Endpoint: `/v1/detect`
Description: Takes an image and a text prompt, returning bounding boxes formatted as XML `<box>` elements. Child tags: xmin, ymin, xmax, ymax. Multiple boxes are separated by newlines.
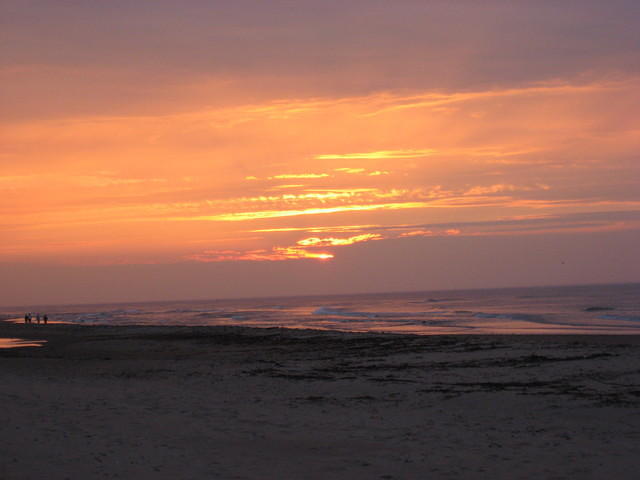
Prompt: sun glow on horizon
<box><xmin>186</xmin><ymin>246</ymin><xmax>335</xmax><ymax>262</ymax></box>
<box><xmin>1</xmin><ymin>67</ymin><xmax>638</xmax><ymax>265</ymax></box>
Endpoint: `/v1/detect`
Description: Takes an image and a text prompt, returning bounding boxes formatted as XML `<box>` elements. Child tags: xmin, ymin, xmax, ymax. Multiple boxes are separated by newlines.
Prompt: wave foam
<box><xmin>312</xmin><ymin>306</ymin><xmax>459</xmax><ymax>320</ymax></box>
<box><xmin>313</xmin><ymin>307</ymin><xmax>378</xmax><ymax>318</ymax></box>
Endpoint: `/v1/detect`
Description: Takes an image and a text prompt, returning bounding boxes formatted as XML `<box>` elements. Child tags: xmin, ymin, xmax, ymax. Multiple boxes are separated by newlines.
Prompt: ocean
<box><xmin>4</xmin><ymin>283</ymin><xmax>640</xmax><ymax>335</ymax></box>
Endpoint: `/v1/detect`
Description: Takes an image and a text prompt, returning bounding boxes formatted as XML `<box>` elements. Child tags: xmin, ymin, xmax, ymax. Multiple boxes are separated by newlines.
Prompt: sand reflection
<box><xmin>0</xmin><ymin>338</ymin><xmax>46</xmax><ymax>348</ymax></box>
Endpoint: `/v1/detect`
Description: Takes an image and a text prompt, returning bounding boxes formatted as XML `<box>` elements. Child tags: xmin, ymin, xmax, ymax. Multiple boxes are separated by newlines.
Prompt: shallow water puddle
<box><xmin>0</xmin><ymin>338</ymin><xmax>46</xmax><ymax>348</ymax></box>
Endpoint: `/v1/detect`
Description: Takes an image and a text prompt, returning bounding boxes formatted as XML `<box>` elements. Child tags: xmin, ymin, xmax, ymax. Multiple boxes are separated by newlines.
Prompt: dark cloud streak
<box><xmin>2</xmin><ymin>1</ymin><xmax>639</xmax><ymax>118</ymax></box>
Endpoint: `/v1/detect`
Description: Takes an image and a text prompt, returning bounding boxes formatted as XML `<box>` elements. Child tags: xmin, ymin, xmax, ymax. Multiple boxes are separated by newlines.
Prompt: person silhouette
<box><xmin>43</xmin><ymin>314</ymin><xmax>48</xmax><ymax>325</ymax></box>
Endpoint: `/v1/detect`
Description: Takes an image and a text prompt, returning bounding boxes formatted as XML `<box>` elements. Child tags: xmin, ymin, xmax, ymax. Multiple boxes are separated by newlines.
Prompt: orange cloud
<box><xmin>270</xmin><ymin>173</ymin><xmax>330</xmax><ymax>179</ymax></box>
<box><xmin>364</xmin><ymin>81</ymin><xmax>615</xmax><ymax>117</ymax></box>
<box><xmin>399</xmin><ymin>230</ymin><xmax>434</xmax><ymax>237</ymax></box>
<box><xmin>186</xmin><ymin>226</ymin><xmax>466</xmax><ymax>264</ymax></box>
<box><xmin>173</xmin><ymin>201</ymin><xmax>431</xmax><ymax>222</ymax></box>
<box><xmin>268</xmin><ymin>184</ymin><xmax>305</xmax><ymax>190</ymax></box>
<box><xmin>251</xmin><ymin>224</ymin><xmax>380</xmax><ymax>234</ymax></box>
<box><xmin>398</xmin><ymin>228</ymin><xmax>460</xmax><ymax>238</ymax></box>
<box><xmin>316</xmin><ymin>149</ymin><xmax>436</xmax><ymax>160</ymax></box>
<box><xmin>296</xmin><ymin>233</ymin><xmax>382</xmax><ymax>247</ymax></box>
<box><xmin>2</xmin><ymin>75</ymin><xmax>638</xmax><ymax>265</ymax></box>
<box><xmin>464</xmin><ymin>184</ymin><xmax>549</xmax><ymax>196</ymax></box>
<box><xmin>186</xmin><ymin>247</ymin><xmax>333</xmax><ymax>262</ymax></box>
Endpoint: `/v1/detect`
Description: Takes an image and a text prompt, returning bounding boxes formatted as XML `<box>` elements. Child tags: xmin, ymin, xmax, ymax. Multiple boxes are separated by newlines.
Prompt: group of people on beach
<box><xmin>24</xmin><ymin>313</ymin><xmax>48</xmax><ymax>325</ymax></box>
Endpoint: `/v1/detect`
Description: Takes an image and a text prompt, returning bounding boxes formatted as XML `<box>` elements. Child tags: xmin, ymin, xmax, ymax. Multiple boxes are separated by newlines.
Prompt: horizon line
<box><xmin>2</xmin><ymin>280</ymin><xmax>638</xmax><ymax>310</ymax></box>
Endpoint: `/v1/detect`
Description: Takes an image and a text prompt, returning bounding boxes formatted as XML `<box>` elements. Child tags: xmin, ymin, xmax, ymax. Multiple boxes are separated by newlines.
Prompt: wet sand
<box><xmin>0</xmin><ymin>338</ymin><xmax>47</xmax><ymax>348</ymax></box>
<box><xmin>1</xmin><ymin>321</ymin><xmax>640</xmax><ymax>479</ymax></box>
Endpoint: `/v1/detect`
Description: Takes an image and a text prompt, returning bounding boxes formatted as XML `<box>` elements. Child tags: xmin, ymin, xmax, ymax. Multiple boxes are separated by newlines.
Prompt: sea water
<box><xmin>3</xmin><ymin>283</ymin><xmax>639</xmax><ymax>335</ymax></box>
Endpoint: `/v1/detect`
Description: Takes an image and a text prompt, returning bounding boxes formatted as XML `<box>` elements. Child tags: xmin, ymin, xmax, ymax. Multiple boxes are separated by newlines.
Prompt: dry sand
<box><xmin>1</xmin><ymin>321</ymin><xmax>640</xmax><ymax>479</ymax></box>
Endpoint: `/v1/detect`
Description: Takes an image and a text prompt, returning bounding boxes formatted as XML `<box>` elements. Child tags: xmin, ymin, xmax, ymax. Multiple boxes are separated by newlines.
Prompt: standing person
<box><xmin>24</xmin><ymin>313</ymin><xmax>29</xmax><ymax>324</ymax></box>
<box><xmin>43</xmin><ymin>314</ymin><xmax>48</xmax><ymax>325</ymax></box>
<box><xmin>36</xmin><ymin>313</ymin><xmax>40</xmax><ymax>324</ymax></box>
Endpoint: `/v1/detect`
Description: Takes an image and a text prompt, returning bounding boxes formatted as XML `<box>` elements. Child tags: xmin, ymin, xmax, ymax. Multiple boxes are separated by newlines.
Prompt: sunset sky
<box><xmin>1</xmin><ymin>0</ymin><xmax>639</xmax><ymax>305</ymax></box>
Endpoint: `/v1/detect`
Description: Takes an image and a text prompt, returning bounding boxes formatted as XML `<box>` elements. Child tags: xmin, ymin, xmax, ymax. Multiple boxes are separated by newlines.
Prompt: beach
<box><xmin>1</xmin><ymin>322</ymin><xmax>640</xmax><ymax>479</ymax></box>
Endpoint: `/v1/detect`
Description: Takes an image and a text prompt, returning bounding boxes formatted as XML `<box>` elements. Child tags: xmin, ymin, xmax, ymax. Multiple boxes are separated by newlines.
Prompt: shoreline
<box><xmin>0</xmin><ymin>318</ymin><xmax>640</xmax><ymax>345</ymax></box>
<box><xmin>2</xmin><ymin>321</ymin><xmax>640</xmax><ymax>479</ymax></box>
<box><xmin>4</xmin><ymin>319</ymin><xmax>640</xmax><ymax>348</ymax></box>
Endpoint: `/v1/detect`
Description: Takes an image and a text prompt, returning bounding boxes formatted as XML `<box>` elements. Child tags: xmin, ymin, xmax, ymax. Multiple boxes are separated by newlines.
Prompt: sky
<box><xmin>1</xmin><ymin>0</ymin><xmax>639</xmax><ymax>306</ymax></box>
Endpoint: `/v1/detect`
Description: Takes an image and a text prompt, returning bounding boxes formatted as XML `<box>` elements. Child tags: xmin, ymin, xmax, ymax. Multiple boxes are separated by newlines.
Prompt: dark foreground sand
<box><xmin>1</xmin><ymin>321</ymin><xmax>640</xmax><ymax>480</ymax></box>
